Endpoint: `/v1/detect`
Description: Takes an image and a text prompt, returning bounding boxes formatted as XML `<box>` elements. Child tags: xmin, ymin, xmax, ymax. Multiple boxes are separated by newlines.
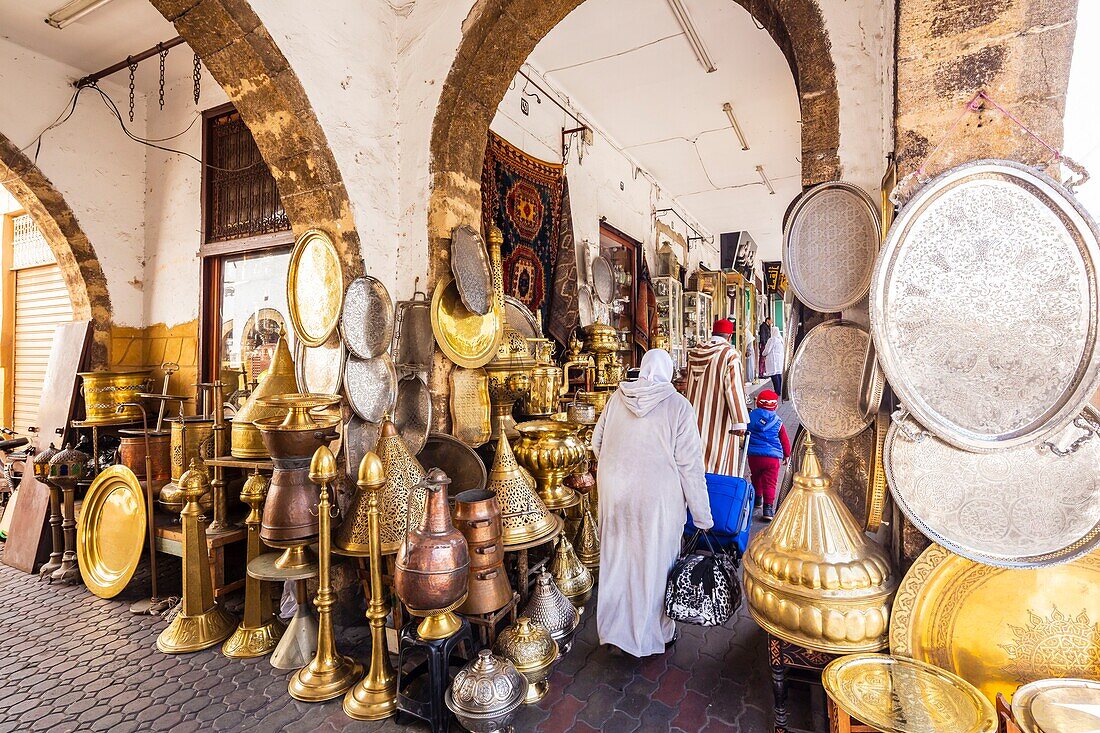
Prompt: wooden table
<box><xmin>153</xmin><ymin>514</ymin><xmax>246</xmax><ymax>597</ymax></box>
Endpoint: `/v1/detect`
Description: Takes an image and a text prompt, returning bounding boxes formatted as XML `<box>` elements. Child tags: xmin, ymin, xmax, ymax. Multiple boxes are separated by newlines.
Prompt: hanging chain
<box><xmin>159</xmin><ymin>47</ymin><xmax>168</xmax><ymax>110</ymax></box>
<box><xmin>192</xmin><ymin>53</ymin><xmax>201</xmax><ymax>105</ymax></box>
<box><xmin>127</xmin><ymin>58</ymin><xmax>137</xmax><ymax>123</ymax></box>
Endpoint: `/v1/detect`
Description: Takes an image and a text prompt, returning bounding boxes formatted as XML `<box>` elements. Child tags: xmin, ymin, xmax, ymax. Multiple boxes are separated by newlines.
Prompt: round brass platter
<box><xmin>889</xmin><ymin>544</ymin><xmax>1100</xmax><ymax>705</ymax></box>
<box><xmin>431</xmin><ymin>275</ymin><xmax>502</xmax><ymax>369</ymax></box>
<box><xmin>287</xmin><ymin>229</ymin><xmax>344</xmax><ymax>348</ymax></box>
<box><xmin>822</xmin><ymin>654</ymin><xmax>997</xmax><ymax>733</ymax></box>
<box><xmin>1012</xmin><ymin>678</ymin><xmax>1100</xmax><ymax>733</ymax></box>
<box><xmin>77</xmin><ymin>465</ymin><xmax>147</xmax><ymax>599</ymax></box>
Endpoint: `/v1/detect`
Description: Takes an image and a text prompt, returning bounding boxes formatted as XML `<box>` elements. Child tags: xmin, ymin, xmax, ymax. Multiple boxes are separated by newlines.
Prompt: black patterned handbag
<box><xmin>664</xmin><ymin>530</ymin><xmax>741</xmax><ymax>627</ymax></box>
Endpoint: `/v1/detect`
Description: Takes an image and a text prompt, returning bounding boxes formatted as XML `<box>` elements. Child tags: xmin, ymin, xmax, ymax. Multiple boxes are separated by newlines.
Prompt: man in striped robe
<box><xmin>684</xmin><ymin>318</ymin><xmax>749</xmax><ymax>475</ymax></box>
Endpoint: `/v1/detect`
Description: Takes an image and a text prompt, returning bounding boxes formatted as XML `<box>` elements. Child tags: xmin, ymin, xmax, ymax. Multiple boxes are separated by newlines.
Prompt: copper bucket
<box><xmin>118</xmin><ymin>431</ymin><xmax>171</xmax><ymax>495</ymax></box>
<box><xmin>454</xmin><ymin>489</ymin><xmax>511</xmax><ymax>614</ymax></box>
<box><xmin>452</xmin><ymin>489</ymin><xmax>503</xmax><ymax>545</ymax></box>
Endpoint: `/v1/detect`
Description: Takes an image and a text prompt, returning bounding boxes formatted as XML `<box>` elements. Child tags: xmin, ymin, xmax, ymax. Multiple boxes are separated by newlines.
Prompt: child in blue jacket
<box><xmin>745</xmin><ymin>390</ymin><xmax>791</xmax><ymax>521</ymax></box>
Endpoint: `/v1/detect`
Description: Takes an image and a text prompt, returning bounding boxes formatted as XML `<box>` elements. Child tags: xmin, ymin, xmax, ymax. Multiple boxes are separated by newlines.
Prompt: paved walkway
<box><xmin>0</xmin><ymin>393</ymin><xmax>815</xmax><ymax>733</ymax></box>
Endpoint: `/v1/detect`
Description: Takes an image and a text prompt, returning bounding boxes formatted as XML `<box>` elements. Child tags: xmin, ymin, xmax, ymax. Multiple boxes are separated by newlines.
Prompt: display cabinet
<box><xmin>683</xmin><ymin>291</ymin><xmax>713</xmax><ymax>350</ymax></box>
<box><xmin>655</xmin><ymin>276</ymin><xmax>684</xmax><ymax>369</ymax></box>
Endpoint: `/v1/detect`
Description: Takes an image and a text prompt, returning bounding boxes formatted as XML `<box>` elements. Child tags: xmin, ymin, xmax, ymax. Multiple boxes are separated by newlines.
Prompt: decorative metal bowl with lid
<box><xmin>521</xmin><ymin>572</ymin><xmax>580</xmax><ymax>653</ymax></box>
<box><xmin>445</xmin><ymin>649</ymin><xmax>528</xmax><ymax>733</ymax></box>
<box><xmin>492</xmin><ymin>617</ymin><xmax>559</xmax><ymax>704</ymax></box>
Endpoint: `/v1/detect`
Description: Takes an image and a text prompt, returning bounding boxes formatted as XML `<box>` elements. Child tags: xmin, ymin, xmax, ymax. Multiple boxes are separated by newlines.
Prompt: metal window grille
<box><xmin>12</xmin><ymin>214</ymin><xmax>57</xmax><ymax>270</ymax></box>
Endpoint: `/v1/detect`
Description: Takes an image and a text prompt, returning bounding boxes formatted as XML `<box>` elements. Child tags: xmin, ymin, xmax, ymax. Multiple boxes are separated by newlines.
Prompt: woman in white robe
<box><xmin>591</xmin><ymin>349</ymin><xmax>713</xmax><ymax>657</ymax></box>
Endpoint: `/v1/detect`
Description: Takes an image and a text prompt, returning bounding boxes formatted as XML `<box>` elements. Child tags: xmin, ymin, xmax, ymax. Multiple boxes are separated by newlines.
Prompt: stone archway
<box><xmin>148</xmin><ymin>0</ymin><xmax>363</xmax><ymax>280</ymax></box>
<box><xmin>0</xmin><ymin>134</ymin><xmax>111</xmax><ymax>367</ymax></box>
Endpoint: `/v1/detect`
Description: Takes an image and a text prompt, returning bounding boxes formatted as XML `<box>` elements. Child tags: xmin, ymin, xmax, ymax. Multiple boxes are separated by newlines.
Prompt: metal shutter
<box><xmin>11</xmin><ymin>215</ymin><xmax>73</xmax><ymax>436</ymax></box>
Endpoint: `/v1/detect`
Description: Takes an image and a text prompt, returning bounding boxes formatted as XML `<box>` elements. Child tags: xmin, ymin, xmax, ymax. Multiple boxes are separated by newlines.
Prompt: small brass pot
<box><xmin>78</xmin><ymin>369</ymin><xmax>152</xmax><ymax>423</ymax></box>
<box><xmin>118</xmin><ymin>431</ymin><xmax>171</xmax><ymax>495</ymax></box>
<box><xmin>493</xmin><ymin>618</ymin><xmax>559</xmax><ymax>704</ymax></box>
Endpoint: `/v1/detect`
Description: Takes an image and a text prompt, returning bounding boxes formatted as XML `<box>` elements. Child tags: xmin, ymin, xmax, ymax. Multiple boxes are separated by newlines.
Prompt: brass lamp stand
<box><xmin>202</xmin><ymin>381</ymin><xmax>234</xmax><ymax>534</ymax></box>
<box><xmin>288</xmin><ymin>446</ymin><xmax>363</xmax><ymax>702</ymax></box>
<box><xmin>157</xmin><ymin>458</ymin><xmax>237</xmax><ymax>653</ymax></box>
<box><xmin>223</xmin><ymin>470</ymin><xmax>285</xmax><ymax>658</ymax></box>
<box><xmin>343</xmin><ymin>451</ymin><xmax>398</xmax><ymax>720</ymax></box>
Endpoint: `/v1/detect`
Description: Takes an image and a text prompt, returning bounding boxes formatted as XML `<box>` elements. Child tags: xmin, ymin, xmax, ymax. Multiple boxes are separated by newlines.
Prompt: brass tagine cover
<box><xmin>231</xmin><ymin>333</ymin><xmax>299</xmax><ymax>458</ymax></box>
<box><xmin>743</xmin><ymin>437</ymin><xmax>897</xmax><ymax>654</ymax></box>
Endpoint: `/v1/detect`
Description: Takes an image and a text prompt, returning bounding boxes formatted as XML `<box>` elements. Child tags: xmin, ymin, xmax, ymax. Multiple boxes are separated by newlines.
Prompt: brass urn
<box><xmin>446</xmin><ymin>650</ymin><xmax>528</xmax><ymax>733</ymax></box>
<box><xmin>231</xmin><ymin>332</ymin><xmax>300</xmax><ymax>458</ymax></box>
<box><xmin>743</xmin><ymin>437</ymin><xmax>897</xmax><ymax>654</ymax></box>
<box><xmin>549</xmin><ymin>535</ymin><xmax>593</xmax><ymax>608</ymax></box>
<box><xmin>394</xmin><ymin>468</ymin><xmax>471</xmax><ymax>640</ymax></box>
<box><xmin>487</xmin><ymin>419</ymin><xmax>561</xmax><ymax>549</ymax></box>
<box><xmin>493</xmin><ymin>617</ymin><xmax>559</xmax><ymax>704</ymax></box>
<box><xmin>521</xmin><ymin>572</ymin><xmax>580</xmax><ymax>653</ymax></box>
<box><xmin>582</xmin><ymin>323</ymin><xmax>625</xmax><ymax>390</ymax></box>
<box><xmin>520</xmin><ymin>338</ymin><xmax>592</xmax><ymax>418</ymax></box>
<box><xmin>513</xmin><ymin>419</ymin><xmax>586</xmax><ymax>510</ymax></box>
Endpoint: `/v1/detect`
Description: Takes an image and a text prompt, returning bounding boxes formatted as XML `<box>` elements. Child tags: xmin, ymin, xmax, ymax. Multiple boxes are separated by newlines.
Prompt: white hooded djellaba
<box><xmin>591</xmin><ymin>349</ymin><xmax>714</xmax><ymax>657</ymax></box>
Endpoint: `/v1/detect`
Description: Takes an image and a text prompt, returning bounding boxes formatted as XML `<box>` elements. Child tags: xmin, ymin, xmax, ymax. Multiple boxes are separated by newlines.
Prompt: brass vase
<box><xmin>493</xmin><ymin>618</ymin><xmax>559</xmax><ymax>704</ymax></box>
<box><xmin>513</xmin><ymin>419</ymin><xmax>586</xmax><ymax>510</ymax></box>
<box><xmin>743</xmin><ymin>437</ymin><xmax>897</xmax><ymax>654</ymax></box>
<box><xmin>487</xmin><ymin>419</ymin><xmax>560</xmax><ymax>549</ymax></box>
<box><xmin>158</xmin><ymin>416</ymin><xmax>215</xmax><ymax>515</ymax></box>
<box><xmin>521</xmin><ymin>572</ymin><xmax>580</xmax><ymax>653</ymax></box>
<box><xmin>550</xmin><ymin>535</ymin><xmax>593</xmax><ymax>609</ymax></box>
<box><xmin>393</xmin><ymin>468</ymin><xmax>470</xmax><ymax>640</ymax></box>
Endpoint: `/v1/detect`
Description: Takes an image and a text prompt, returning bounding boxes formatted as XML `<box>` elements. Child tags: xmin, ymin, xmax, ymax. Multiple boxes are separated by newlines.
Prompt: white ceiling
<box><xmin>1</xmin><ymin>0</ymin><xmax>191</xmax><ymax>92</ymax></box>
<box><xmin>528</xmin><ymin>0</ymin><xmax>803</xmax><ymax>260</ymax></box>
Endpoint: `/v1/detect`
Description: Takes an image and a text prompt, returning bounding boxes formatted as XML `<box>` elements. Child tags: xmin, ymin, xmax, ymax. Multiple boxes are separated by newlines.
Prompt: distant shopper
<box><xmin>758</xmin><ymin>317</ymin><xmax>772</xmax><ymax>376</ymax></box>
<box><xmin>762</xmin><ymin>324</ymin><xmax>785</xmax><ymax>397</ymax></box>
<box><xmin>685</xmin><ymin>319</ymin><xmax>749</xmax><ymax>475</ymax></box>
<box><xmin>746</xmin><ymin>389</ymin><xmax>790</xmax><ymax>521</ymax></box>
<box><xmin>592</xmin><ymin>349</ymin><xmax>713</xmax><ymax>657</ymax></box>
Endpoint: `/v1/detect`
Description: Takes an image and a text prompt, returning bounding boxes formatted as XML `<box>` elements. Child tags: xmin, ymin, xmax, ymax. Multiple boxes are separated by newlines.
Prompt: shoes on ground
<box><xmin>762</xmin><ymin>504</ymin><xmax>775</xmax><ymax>521</ymax></box>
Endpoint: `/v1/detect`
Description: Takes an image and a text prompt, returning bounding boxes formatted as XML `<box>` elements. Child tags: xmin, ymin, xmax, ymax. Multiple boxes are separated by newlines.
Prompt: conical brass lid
<box><xmin>231</xmin><ymin>333</ymin><xmax>299</xmax><ymax>458</ymax></box>
<box><xmin>489</xmin><ymin>420</ymin><xmax>559</xmax><ymax>549</ymax></box>
<box><xmin>362</xmin><ymin>416</ymin><xmax>425</xmax><ymax>555</ymax></box>
<box><xmin>575</xmin><ymin>496</ymin><xmax>600</xmax><ymax>570</ymax></box>
<box><xmin>550</xmin><ymin>535</ymin><xmax>592</xmax><ymax>608</ymax></box>
<box><xmin>744</xmin><ymin>437</ymin><xmax>897</xmax><ymax>654</ymax></box>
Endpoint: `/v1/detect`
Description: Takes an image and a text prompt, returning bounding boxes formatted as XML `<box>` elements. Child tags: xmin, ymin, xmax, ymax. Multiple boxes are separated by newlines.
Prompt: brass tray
<box><xmin>394</xmin><ymin>372</ymin><xmax>431</xmax><ymax>457</ymax></box>
<box><xmin>1012</xmin><ymin>678</ymin><xmax>1100</xmax><ymax>733</ymax></box>
<box><xmin>870</xmin><ymin>160</ymin><xmax>1100</xmax><ymax>452</ymax></box>
<box><xmin>344</xmin><ymin>415</ymin><xmax>381</xmax><ymax>481</ymax></box>
<box><xmin>784</xmin><ymin>181</ymin><xmax>880</xmax><ymax>313</ymax></box>
<box><xmin>340</xmin><ymin>275</ymin><xmax>393</xmax><ymax>360</ymax></box>
<box><xmin>344</xmin><ymin>353</ymin><xmax>397</xmax><ymax>423</ymax></box>
<box><xmin>76</xmin><ymin>465</ymin><xmax>147</xmax><ymax>599</ymax></box>
<box><xmin>431</xmin><ymin>275</ymin><xmax>502</xmax><ymax>369</ymax></box>
<box><xmin>419</xmin><ymin>433</ymin><xmax>487</xmax><ymax>493</ymax></box>
<box><xmin>889</xmin><ymin>544</ymin><xmax>1100</xmax><ymax>704</ymax></box>
<box><xmin>451</xmin><ymin>224</ymin><xmax>492</xmax><ymax>316</ymax></box>
<box><xmin>287</xmin><ymin>229</ymin><xmax>344</xmax><ymax>348</ymax></box>
<box><xmin>294</xmin><ymin>333</ymin><xmax>345</xmax><ymax>396</ymax></box>
<box><xmin>504</xmin><ymin>296</ymin><xmax>540</xmax><ymax>340</ymax></box>
<box><xmin>885</xmin><ymin>409</ymin><xmax>1100</xmax><ymax>568</ymax></box>
<box><xmin>450</xmin><ymin>367</ymin><xmax>491</xmax><ymax>447</ymax></box>
<box><xmin>865</xmin><ymin>408</ymin><xmax>890</xmax><ymax>533</ymax></box>
<box><xmin>789</xmin><ymin>320</ymin><xmax>873</xmax><ymax>440</ymax></box>
<box><xmin>393</xmin><ymin>284</ymin><xmax>433</xmax><ymax>371</ymax></box>
<box><xmin>822</xmin><ymin>654</ymin><xmax>997</xmax><ymax>733</ymax></box>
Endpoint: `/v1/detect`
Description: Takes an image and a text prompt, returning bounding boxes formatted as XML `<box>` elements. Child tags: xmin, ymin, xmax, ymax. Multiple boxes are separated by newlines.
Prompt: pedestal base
<box><xmin>344</xmin><ymin>675</ymin><xmax>398</xmax><ymax>721</ymax></box>
<box><xmin>38</xmin><ymin>560</ymin><xmax>61</xmax><ymax>580</ymax></box>
<box><xmin>156</xmin><ymin>605</ymin><xmax>237</xmax><ymax>654</ymax></box>
<box><xmin>222</xmin><ymin>617</ymin><xmax>286</xmax><ymax>658</ymax></box>
<box><xmin>417</xmin><ymin>611</ymin><xmax>463</xmax><ymax>641</ymax></box>
<box><xmin>397</xmin><ymin>619</ymin><xmax>473</xmax><ymax>733</ymax></box>
<box><xmin>289</xmin><ymin>655</ymin><xmax>363</xmax><ymax>703</ymax></box>
<box><xmin>52</xmin><ymin>561</ymin><xmax>81</xmax><ymax>585</ymax></box>
<box><xmin>524</xmin><ymin>679</ymin><xmax>549</xmax><ymax>704</ymax></box>
<box><xmin>271</xmin><ymin>603</ymin><xmax>318</xmax><ymax>670</ymax></box>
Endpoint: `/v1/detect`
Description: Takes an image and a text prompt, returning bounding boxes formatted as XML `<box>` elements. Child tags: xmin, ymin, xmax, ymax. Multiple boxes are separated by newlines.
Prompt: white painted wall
<box><xmin>1065</xmin><ymin>0</ymin><xmax>1100</xmax><ymax>221</ymax></box>
<box><xmin>0</xmin><ymin>36</ymin><xmax>148</xmax><ymax>326</ymax></box>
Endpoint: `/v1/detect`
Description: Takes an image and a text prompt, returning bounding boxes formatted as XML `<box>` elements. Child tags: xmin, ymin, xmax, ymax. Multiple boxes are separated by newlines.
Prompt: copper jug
<box><xmin>394</xmin><ymin>469</ymin><xmax>470</xmax><ymax>616</ymax></box>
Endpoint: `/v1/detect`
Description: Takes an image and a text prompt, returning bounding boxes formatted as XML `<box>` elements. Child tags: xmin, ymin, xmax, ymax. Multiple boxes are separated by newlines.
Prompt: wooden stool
<box><xmin>768</xmin><ymin>634</ymin><xmax>848</xmax><ymax>733</ymax></box>
<box><xmin>997</xmin><ymin>693</ymin><xmax>1023</xmax><ymax>733</ymax></box>
<box><xmin>396</xmin><ymin>618</ymin><xmax>473</xmax><ymax>733</ymax></box>
<box><xmin>459</xmin><ymin>592</ymin><xmax>520</xmax><ymax>647</ymax></box>
<box><xmin>153</xmin><ymin>513</ymin><xmax>246</xmax><ymax>597</ymax></box>
<box><xmin>826</xmin><ymin>696</ymin><xmax>877</xmax><ymax>733</ymax></box>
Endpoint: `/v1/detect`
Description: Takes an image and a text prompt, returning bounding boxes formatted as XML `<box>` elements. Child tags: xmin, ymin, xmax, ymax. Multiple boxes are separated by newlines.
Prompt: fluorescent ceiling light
<box><xmin>45</xmin><ymin>0</ymin><xmax>116</xmax><ymax>29</ymax></box>
<box><xmin>756</xmin><ymin>165</ymin><xmax>775</xmax><ymax>195</ymax></box>
<box><xmin>722</xmin><ymin>102</ymin><xmax>749</xmax><ymax>151</ymax></box>
<box><xmin>666</xmin><ymin>0</ymin><xmax>716</xmax><ymax>73</ymax></box>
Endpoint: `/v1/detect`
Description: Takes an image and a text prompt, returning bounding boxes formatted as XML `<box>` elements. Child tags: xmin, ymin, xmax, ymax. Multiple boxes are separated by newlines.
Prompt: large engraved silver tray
<box><xmin>294</xmin><ymin>335</ymin><xmax>346</xmax><ymax>396</ymax></box>
<box><xmin>886</xmin><ymin>408</ymin><xmax>1100</xmax><ymax>568</ymax></box>
<box><xmin>451</xmin><ymin>224</ymin><xmax>492</xmax><ymax>316</ymax></box>
<box><xmin>871</xmin><ymin>160</ymin><xmax>1100</xmax><ymax>452</ymax></box>
<box><xmin>504</xmin><ymin>296</ymin><xmax>540</xmax><ymax>340</ymax></box>
<box><xmin>340</xmin><ymin>276</ymin><xmax>394</xmax><ymax>360</ymax></box>
<box><xmin>783</xmin><ymin>182</ymin><xmax>880</xmax><ymax>313</ymax></box>
<box><xmin>789</xmin><ymin>320</ymin><xmax>873</xmax><ymax>440</ymax></box>
<box><xmin>343</xmin><ymin>353</ymin><xmax>397</xmax><ymax>423</ymax></box>
<box><xmin>394</xmin><ymin>372</ymin><xmax>431</xmax><ymax>457</ymax></box>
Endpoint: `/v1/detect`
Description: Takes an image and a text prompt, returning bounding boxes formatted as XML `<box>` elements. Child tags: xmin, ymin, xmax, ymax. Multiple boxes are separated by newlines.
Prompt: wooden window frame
<box><xmin>598</xmin><ymin>221</ymin><xmax>643</xmax><ymax>366</ymax></box>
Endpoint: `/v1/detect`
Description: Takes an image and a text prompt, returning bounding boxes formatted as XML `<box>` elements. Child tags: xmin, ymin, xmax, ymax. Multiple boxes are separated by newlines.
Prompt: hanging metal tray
<box><xmin>1012</xmin><ymin>678</ymin><xmax>1100</xmax><ymax>733</ymax></box>
<box><xmin>294</xmin><ymin>333</ymin><xmax>346</xmax><ymax>396</ymax></box>
<box><xmin>343</xmin><ymin>353</ymin><xmax>397</xmax><ymax>423</ymax></box>
<box><xmin>344</xmin><ymin>415</ymin><xmax>382</xmax><ymax>481</ymax></box>
<box><xmin>789</xmin><ymin>320</ymin><xmax>873</xmax><ymax>440</ymax></box>
<box><xmin>449</xmin><ymin>367</ymin><xmax>491</xmax><ymax>447</ymax></box>
<box><xmin>784</xmin><ymin>181</ymin><xmax>880</xmax><ymax>313</ymax></box>
<box><xmin>77</xmin><ymin>465</ymin><xmax>147</xmax><ymax>599</ymax></box>
<box><xmin>886</xmin><ymin>408</ymin><xmax>1100</xmax><ymax>568</ymax></box>
<box><xmin>393</xmin><ymin>281</ymin><xmax>433</xmax><ymax>371</ymax></box>
<box><xmin>592</xmin><ymin>255</ymin><xmax>616</xmax><ymax>304</ymax></box>
<box><xmin>431</xmin><ymin>275</ymin><xmax>502</xmax><ymax>369</ymax></box>
<box><xmin>578</xmin><ymin>285</ymin><xmax>595</xmax><ymax>328</ymax></box>
<box><xmin>871</xmin><ymin>160</ymin><xmax>1100</xmax><ymax>452</ymax></box>
<box><xmin>889</xmin><ymin>543</ymin><xmax>1100</xmax><ymax>705</ymax></box>
<box><xmin>419</xmin><ymin>433</ymin><xmax>487</xmax><ymax>493</ymax></box>
<box><xmin>394</xmin><ymin>372</ymin><xmax>431</xmax><ymax>457</ymax></box>
<box><xmin>451</xmin><ymin>224</ymin><xmax>492</xmax><ymax>316</ymax></box>
<box><xmin>287</xmin><ymin>229</ymin><xmax>344</xmax><ymax>348</ymax></box>
<box><xmin>340</xmin><ymin>275</ymin><xmax>394</xmax><ymax>360</ymax></box>
<box><xmin>504</xmin><ymin>296</ymin><xmax>540</xmax><ymax>340</ymax></box>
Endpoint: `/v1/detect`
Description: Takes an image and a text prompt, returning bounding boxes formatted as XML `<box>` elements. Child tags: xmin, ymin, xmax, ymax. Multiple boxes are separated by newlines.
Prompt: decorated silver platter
<box><xmin>789</xmin><ymin>320</ymin><xmax>873</xmax><ymax>440</ymax></box>
<box><xmin>592</xmin><ymin>255</ymin><xmax>616</xmax><ymax>304</ymax></box>
<box><xmin>340</xmin><ymin>276</ymin><xmax>394</xmax><ymax>360</ymax></box>
<box><xmin>394</xmin><ymin>372</ymin><xmax>431</xmax><ymax>457</ymax></box>
<box><xmin>577</xmin><ymin>285</ymin><xmax>595</xmax><ymax>328</ymax></box>
<box><xmin>294</xmin><ymin>334</ymin><xmax>346</xmax><ymax>396</ymax></box>
<box><xmin>503</xmin><ymin>296</ymin><xmax>540</xmax><ymax>340</ymax></box>
<box><xmin>871</xmin><ymin>160</ymin><xmax>1100</xmax><ymax>452</ymax></box>
<box><xmin>451</xmin><ymin>224</ymin><xmax>492</xmax><ymax>316</ymax></box>
<box><xmin>344</xmin><ymin>415</ymin><xmax>381</xmax><ymax>482</ymax></box>
<box><xmin>783</xmin><ymin>181</ymin><xmax>880</xmax><ymax>313</ymax></box>
<box><xmin>343</xmin><ymin>353</ymin><xmax>397</xmax><ymax>423</ymax></box>
<box><xmin>1012</xmin><ymin>678</ymin><xmax>1100</xmax><ymax>733</ymax></box>
<box><xmin>886</xmin><ymin>408</ymin><xmax>1100</xmax><ymax>568</ymax></box>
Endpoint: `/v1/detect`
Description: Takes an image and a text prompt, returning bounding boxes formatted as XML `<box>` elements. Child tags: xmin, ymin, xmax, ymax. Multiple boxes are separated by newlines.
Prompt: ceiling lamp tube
<box><xmin>666</xmin><ymin>0</ymin><xmax>717</xmax><ymax>73</ymax></box>
<box><xmin>45</xmin><ymin>0</ymin><xmax>116</xmax><ymax>29</ymax></box>
<box><xmin>756</xmin><ymin>165</ymin><xmax>776</xmax><ymax>195</ymax></box>
<box><xmin>723</xmin><ymin>102</ymin><xmax>749</xmax><ymax>151</ymax></box>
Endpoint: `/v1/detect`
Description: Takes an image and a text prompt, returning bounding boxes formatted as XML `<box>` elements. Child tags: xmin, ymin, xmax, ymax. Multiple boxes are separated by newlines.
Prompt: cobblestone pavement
<box><xmin>0</xmin><ymin>393</ymin><xmax>816</xmax><ymax>733</ymax></box>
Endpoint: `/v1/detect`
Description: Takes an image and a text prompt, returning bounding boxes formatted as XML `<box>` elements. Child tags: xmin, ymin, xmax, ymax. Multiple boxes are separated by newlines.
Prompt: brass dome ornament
<box><xmin>231</xmin><ymin>331</ymin><xmax>300</xmax><ymax>458</ymax></box>
<box><xmin>744</xmin><ymin>437</ymin><xmax>897</xmax><ymax>654</ymax></box>
<box><xmin>487</xmin><ymin>419</ymin><xmax>562</xmax><ymax>549</ymax></box>
<box><xmin>521</xmin><ymin>572</ymin><xmax>581</xmax><ymax>653</ymax></box>
<box><xmin>549</xmin><ymin>534</ymin><xmax>593</xmax><ymax>609</ymax></box>
<box><xmin>575</xmin><ymin>496</ymin><xmax>600</xmax><ymax>573</ymax></box>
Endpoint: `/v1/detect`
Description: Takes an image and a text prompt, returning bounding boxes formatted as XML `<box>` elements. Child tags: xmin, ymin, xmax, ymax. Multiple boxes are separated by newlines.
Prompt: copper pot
<box><xmin>394</xmin><ymin>469</ymin><xmax>470</xmax><ymax>615</ymax></box>
<box><xmin>118</xmin><ymin>431</ymin><xmax>171</xmax><ymax>490</ymax></box>
<box><xmin>467</xmin><ymin>538</ymin><xmax>504</xmax><ymax>570</ymax></box>
<box><xmin>452</xmin><ymin>489</ymin><xmax>503</xmax><ymax>546</ymax></box>
<box><xmin>460</xmin><ymin>565</ymin><xmax>513</xmax><ymax>616</ymax></box>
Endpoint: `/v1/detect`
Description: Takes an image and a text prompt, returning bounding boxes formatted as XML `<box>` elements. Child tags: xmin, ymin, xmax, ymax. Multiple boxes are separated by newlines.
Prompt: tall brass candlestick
<box><xmin>344</xmin><ymin>451</ymin><xmax>397</xmax><ymax>720</ymax></box>
<box><xmin>289</xmin><ymin>446</ymin><xmax>363</xmax><ymax>702</ymax></box>
<box><xmin>206</xmin><ymin>380</ymin><xmax>232</xmax><ymax>533</ymax></box>
<box><xmin>223</xmin><ymin>470</ymin><xmax>285</xmax><ymax>658</ymax></box>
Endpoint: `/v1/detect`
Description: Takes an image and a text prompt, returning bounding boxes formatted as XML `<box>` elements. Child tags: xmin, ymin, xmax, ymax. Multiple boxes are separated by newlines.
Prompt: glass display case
<box><xmin>683</xmin><ymin>291</ymin><xmax>713</xmax><ymax>350</ymax></box>
<box><xmin>655</xmin><ymin>276</ymin><xmax>684</xmax><ymax>369</ymax></box>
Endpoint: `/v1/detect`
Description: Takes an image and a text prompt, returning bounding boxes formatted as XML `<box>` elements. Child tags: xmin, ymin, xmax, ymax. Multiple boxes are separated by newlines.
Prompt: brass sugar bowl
<box><xmin>493</xmin><ymin>617</ymin><xmax>559</xmax><ymax>704</ymax></box>
<box><xmin>512</xmin><ymin>419</ymin><xmax>586</xmax><ymax>510</ymax></box>
<box><xmin>445</xmin><ymin>650</ymin><xmax>528</xmax><ymax>733</ymax></box>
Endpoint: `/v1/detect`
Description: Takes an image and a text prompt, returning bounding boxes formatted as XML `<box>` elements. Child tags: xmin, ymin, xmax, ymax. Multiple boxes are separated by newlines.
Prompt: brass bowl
<box><xmin>253</xmin><ymin>415</ymin><xmax>341</xmax><ymax>464</ymax></box>
<box><xmin>513</xmin><ymin>420</ymin><xmax>586</xmax><ymax>510</ymax></box>
<box><xmin>493</xmin><ymin>618</ymin><xmax>559</xmax><ymax>704</ymax></box>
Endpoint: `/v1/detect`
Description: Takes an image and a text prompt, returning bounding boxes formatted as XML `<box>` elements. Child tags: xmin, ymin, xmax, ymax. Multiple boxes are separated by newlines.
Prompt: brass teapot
<box><xmin>520</xmin><ymin>337</ymin><xmax>592</xmax><ymax>418</ymax></box>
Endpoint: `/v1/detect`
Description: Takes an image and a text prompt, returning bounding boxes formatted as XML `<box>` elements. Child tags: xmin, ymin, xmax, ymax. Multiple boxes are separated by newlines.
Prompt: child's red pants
<box><xmin>747</xmin><ymin>455</ymin><xmax>781</xmax><ymax>506</ymax></box>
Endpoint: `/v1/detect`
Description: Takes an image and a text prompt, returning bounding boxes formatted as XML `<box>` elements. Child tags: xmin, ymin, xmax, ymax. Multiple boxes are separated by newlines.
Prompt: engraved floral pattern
<box><xmin>790</xmin><ymin>322</ymin><xmax>872</xmax><ymax>439</ymax></box>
